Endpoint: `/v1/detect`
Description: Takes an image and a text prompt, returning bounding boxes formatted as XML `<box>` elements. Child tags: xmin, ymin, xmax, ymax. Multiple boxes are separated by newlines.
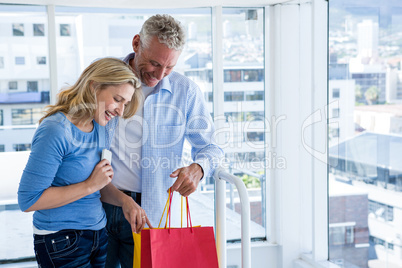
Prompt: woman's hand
<box><xmin>85</xmin><ymin>159</ymin><xmax>113</xmax><ymax>193</ymax></box>
<box><xmin>122</xmin><ymin>197</ymin><xmax>153</xmax><ymax>233</ymax></box>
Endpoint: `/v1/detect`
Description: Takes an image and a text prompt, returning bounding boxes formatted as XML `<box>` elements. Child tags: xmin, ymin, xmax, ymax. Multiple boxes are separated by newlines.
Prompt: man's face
<box><xmin>132</xmin><ymin>35</ymin><xmax>181</xmax><ymax>87</ymax></box>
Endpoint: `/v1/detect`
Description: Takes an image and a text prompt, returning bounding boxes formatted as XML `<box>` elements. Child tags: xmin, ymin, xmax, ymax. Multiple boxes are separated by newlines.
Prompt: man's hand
<box><xmin>121</xmin><ymin>196</ymin><xmax>153</xmax><ymax>233</ymax></box>
<box><xmin>169</xmin><ymin>163</ymin><xmax>204</xmax><ymax>197</ymax></box>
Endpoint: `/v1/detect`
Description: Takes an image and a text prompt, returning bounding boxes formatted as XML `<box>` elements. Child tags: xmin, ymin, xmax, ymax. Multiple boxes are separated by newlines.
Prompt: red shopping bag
<box><xmin>133</xmin><ymin>189</ymin><xmax>219</xmax><ymax>268</ymax></box>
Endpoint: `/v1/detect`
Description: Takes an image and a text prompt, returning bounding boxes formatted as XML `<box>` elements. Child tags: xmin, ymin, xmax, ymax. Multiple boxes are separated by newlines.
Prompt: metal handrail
<box><xmin>214</xmin><ymin>167</ymin><xmax>251</xmax><ymax>268</ymax></box>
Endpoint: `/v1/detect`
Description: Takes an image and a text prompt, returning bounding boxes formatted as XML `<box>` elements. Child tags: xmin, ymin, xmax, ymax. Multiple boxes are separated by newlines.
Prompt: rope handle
<box><xmin>157</xmin><ymin>188</ymin><xmax>193</xmax><ymax>233</ymax></box>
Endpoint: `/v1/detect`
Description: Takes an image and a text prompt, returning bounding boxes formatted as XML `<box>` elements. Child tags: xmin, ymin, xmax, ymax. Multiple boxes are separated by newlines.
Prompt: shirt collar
<box><xmin>125</xmin><ymin>52</ymin><xmax>172</xmax><ymax>94</ymax></box>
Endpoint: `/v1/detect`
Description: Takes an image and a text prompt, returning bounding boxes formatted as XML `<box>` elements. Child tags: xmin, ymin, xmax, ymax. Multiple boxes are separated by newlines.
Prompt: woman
<box><xmin>18</xmin><ymin>57</ymin><xmax>141</xmax><ymax>267</ymax></box>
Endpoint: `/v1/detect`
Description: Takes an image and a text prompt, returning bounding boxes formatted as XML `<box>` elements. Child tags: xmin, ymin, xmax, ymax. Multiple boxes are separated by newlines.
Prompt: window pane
<box><xmin>54</xmin><ymin>5</ymin><xmax>219</xmax><ymax>239</ymax></box>
<box><xmin>33</xmin><ymin>23</ymin><xmax>45</xmax><ymax>36</ymax></box>
<box><xmin>60</xmin><ymin>23</ymin><xmax>71</xmax><ymax>36</ymax></box>
<box><xmin>15</xmin><ymin>56</ymin><xmax>25</xmax><ymax>65</ymax></box>
<box><xmin>222</xmin><ymin>7</ymin><xmax>266</xmax><ymax>241</ymax></box>
<box><xmin>12</xmin><ymin>23</ymin><xmax>24</xmax><ymax>36</ymax></box>
<box><xmin>329</xmin><ymin>1</ymin><xmax>402</xmax><ymax>267</ymax></box>
<box><xmin>0</xmin><ymin>5</ymin><xmax>49</xmax><ymax>263</ymax></box>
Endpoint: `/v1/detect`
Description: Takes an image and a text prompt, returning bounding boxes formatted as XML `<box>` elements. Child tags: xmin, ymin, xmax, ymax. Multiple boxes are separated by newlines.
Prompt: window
<box><xmin>246</xmin><ymin>132</ymin><xmax>264</xmax><ymax>142</ymax></box>
<box><xmin>60</xmin><ymin>24</ymin><xmax>71</xmax><ymax>36</ymax></box>
<box><xmin>224</xmin><ymin>91</ymin><xmax>244</xmax><ymax>101</ymax></box>
<box><xmin>12</xmin><ymin>143</ymin><xmax>31</xmax><ymax>151</ymax></box>
<box><xmin>224</xmin><ymin>70</ymin><xmax>241</xmax><ymax>82</ymax></box>
<box><xmin>37</xmin><ymin>56</ymin><xmax>46</xmax><ymax>64</ymax></box>
<box><xmin>332</xmin><ymin>88</ymin><xmax>340</xmax><ymax>98</ymax></box>
<box><xmin>12</xmin><ymin>23</ymin><xmax>24</xmax><ymax>36</ymax></box>
<box><xmin>15</xmin><ymin>57</ymin><xmax>25</xmax><ymax>65</ymax></box>
<box><xmin>245</xmin><ymin>91</ymin><xmax>264</xmax><ymax>101</ymax></box>
<box><xmin>222</xmin><ymin>7</ymin><xmax>265</xmax><ymax>241</ymax></box>
<box><xmin>8</xmin><ymin>81</ymin><xmax>17</xmax><ymax>90</ymax></box>
<box><xmin>12</xmin><ymin>108</ymin><xmax>42</xmax><ymax>125</ymax></box>
<box><xmin>329</xmin><ymin>225</ymin><xmax>354</xmax><ymax>246</ymax></box>
<box><xmin>332</xmin><ymin>108</ymin><xmax>339</xmax><ymax>118</ymax></box>
<box><xmin>33</xmin><ymin>23</ymin><xmax>45</xmax><ymax>36</ymax></box>
<box><xmin>243</xmin><ymin>69</ymin><xmax>260</xmax><ymax>81</ymax></box>
<box><xmin>1</xmin><ymin>6</ymin><xmax>50</xmax><ymax>264</ymax></box>
<box><xmin>328</xmin><ymin>0</ymin><xmax>402</xmax><ymax>267</ymax></box>
<box><xmin>368</xmin><ymin>200</ymin><xmax>394</xmax><ymax>222</ymax></box>
<box><xmin>27</xmin><ymin>81</ymin><xmax>38</xmax><ymax>92</ymax></box>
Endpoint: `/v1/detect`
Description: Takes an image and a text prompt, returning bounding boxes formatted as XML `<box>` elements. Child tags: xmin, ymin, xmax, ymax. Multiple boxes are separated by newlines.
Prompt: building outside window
<box><xmin>33</xmin><ymin>23</ymin><xmax>45</xmax><ymax>36</ymax></box>
<box><xmin>328</xmin><ymin>0</ymin><xmax>402</xmax><ymax>267</ymax></box>
<box><xmin>12</xmin><ymin>23</ymin><xmax>24</xmax><ymax>36</ymax></box>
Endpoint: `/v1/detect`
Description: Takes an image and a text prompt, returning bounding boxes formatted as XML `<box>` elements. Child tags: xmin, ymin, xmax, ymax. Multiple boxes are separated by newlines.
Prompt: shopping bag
<box><xmin>133</xmin><ymin>189</ymin><xmax>219</xmax><ymax>268</ymax></box>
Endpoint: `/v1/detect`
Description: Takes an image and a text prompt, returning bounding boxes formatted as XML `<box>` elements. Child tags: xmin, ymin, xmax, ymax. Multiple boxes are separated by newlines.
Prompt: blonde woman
<box><xmin>18</xmin><ymin>58</ymin><xmax>143</xmax><ymax>267</ymax></box>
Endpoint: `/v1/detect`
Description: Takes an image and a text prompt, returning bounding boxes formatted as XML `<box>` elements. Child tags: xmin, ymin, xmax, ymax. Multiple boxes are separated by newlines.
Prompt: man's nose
<box><xmin>154</xmin><ymin>67</ymin><xmax>166</xmax><ymax>80</ymax></box>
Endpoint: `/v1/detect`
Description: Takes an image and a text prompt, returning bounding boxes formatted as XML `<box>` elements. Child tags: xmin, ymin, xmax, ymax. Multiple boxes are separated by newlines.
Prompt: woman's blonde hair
<box><xmin>40</xmin><ymin>57</ymin><xmax>141</xmax><ymax>124</ymax></box>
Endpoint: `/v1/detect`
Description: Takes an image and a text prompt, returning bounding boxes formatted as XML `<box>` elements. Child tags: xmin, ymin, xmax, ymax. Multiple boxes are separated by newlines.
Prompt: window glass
<box><xmin>246</xmin><ymin>90</ymin><xmax>264</xmax><ymax>101</ymax></box>
<box><xmin>12</xmin><ymin>23</ymin><xmax>24</xmax><ymax>36</ymax></box>
<box><xmin>37</xmin><ymin>56</ymin><xmax>46</xmax><ymax>64</ymax></box>
<box><xmin>33</xmin><ymin>23</ymin><xmax>45</xmax><ymax>36</ymax></box>
<box><xmin>15</xmin><ymin>56</ymin><xmax>25</xmax><ymax>65</ymax></box>
<box><xmin>328</xmin><ymin>1</ymin><xmax>402</xmax><ymax>267</ymax></box>
<box><xmin>8</xmin><ymin>81</ymin><xmax>17</xmax><ymax>90</ymax></box>
<box><xmin>222</xmin><ymin>7</ymin><xmax>265</xmax><ymax>241</ymax></box>
<box><xmin>27</xmin><ymin>81</ymin><xmax>38</xmax><ymax>92</ymax></box>
<box><xmin>12</xmin><ymin>108</ymin><xmax>42</xmax><ymax>125</ymax></box>
<box><xmin>0</xmin><ymin>5</ymin><xmax>48</xmax><ymax>263</ymax></box>
<box><xmin>60</xmin><ymin>23</ymin><xmax>71</xmax><ymax>36</ymax></box>
<box><xmin>13</xmin><ymin>143</ymin><xmax>31</xmax><ymax>151</ymax></box>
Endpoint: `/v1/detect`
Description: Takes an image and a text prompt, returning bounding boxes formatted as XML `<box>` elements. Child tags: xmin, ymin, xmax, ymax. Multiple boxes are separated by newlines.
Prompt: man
<box><xmin>101</xmin><ymin>14</ymin><xmax>223</xmax><ymax>268</ymax></box>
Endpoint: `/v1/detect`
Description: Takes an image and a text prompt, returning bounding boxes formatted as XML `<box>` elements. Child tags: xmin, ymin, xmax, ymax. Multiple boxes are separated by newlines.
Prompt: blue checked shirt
<box><xmin>109</xmin><ymin>53</ymin><xmax>223</xmax><ymax>226</ymax></box>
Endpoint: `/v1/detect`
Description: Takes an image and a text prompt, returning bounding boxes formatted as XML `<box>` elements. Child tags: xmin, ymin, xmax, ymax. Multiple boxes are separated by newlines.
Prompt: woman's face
<box><xmin>94</xmin><ymin>83</ymin><xmax>135</xmax><ymax>126</ymax></box>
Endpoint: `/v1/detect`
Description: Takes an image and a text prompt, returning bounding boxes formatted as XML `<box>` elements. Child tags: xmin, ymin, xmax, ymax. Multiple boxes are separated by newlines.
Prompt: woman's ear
<box><xmin>89</xmin><ymin>81</ymin><xmax>97</xmax><ymax>94</ymax></box>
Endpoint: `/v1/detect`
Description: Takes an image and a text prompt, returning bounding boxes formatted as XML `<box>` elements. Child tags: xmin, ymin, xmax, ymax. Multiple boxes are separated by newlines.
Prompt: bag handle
<box><xmin>158</xmin><ymin>188</ymin><xmax>193</xmax><ymax>233</ymax></box>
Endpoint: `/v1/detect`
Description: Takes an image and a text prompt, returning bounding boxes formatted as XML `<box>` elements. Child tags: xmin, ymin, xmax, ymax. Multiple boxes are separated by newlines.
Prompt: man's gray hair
<box><xmin>139</xmin><ymin>14</ymin><xmax>186</xmax><ymax>51</ymax></box>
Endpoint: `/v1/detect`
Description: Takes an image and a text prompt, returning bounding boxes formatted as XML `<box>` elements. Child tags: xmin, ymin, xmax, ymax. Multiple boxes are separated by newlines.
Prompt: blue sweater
<box><xmin>18</xmin><ymin>112</ymin><xmax>110</xmax><ymax>231</ymax></box>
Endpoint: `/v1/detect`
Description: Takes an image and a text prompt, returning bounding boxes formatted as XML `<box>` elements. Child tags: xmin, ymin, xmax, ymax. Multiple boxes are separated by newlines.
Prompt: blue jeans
<box><xmin>34</xmin><ymin>228</ymin><xmax>108</xmax><ymax>268</ymax></box>
<box><xmin>103</xmin><ymin>193</ymin><xmax>141</xmax><ymax>268</ymax></box>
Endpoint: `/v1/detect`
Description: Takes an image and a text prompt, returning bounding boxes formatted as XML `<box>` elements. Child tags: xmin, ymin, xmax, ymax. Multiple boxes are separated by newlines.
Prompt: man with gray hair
<box><xmin>101</xmin><ymin>14</ymin><xmax>223</xmax><ymax>267</ymax></box>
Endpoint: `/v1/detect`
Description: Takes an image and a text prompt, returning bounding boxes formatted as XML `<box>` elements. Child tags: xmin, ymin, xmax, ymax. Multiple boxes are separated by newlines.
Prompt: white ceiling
<box><xmin>0</xmin><ymin>0</ymin><xmax>294</xmax><ymax>9</ymax></box>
